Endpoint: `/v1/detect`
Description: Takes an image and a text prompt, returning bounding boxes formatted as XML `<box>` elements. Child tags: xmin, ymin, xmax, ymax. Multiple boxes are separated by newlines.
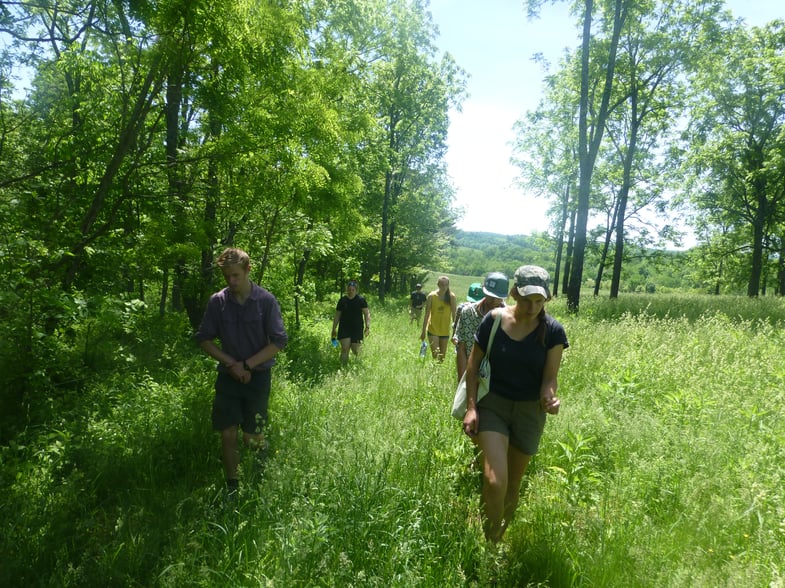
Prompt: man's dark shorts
<box><xmin>212</xmin><ymin>370</ymin><xmax>271</xmax><ymax>434</ymax></box>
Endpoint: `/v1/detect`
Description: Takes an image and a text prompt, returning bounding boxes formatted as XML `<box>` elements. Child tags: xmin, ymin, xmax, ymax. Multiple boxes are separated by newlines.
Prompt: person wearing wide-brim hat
<box><xmin>453</xmin><ymin>272</ymin><xmax>508</xmax><ymax>381</ymax></box>
<box><xmin>461</xmin><ymin>265</ymin><xmax>568</xmax><ymax>543</ymax></box>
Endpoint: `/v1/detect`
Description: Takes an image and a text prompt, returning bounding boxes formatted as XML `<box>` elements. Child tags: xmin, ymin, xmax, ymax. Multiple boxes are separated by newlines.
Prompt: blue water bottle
<box><xmin>419</xmin><ymin>341</ymin><xmax>428</xmax><ymax>358</ymax></box>
<box><xmin>331</xmin><ymin>338</ymin><xmax>339</xmax><ymax>348</ymax></box>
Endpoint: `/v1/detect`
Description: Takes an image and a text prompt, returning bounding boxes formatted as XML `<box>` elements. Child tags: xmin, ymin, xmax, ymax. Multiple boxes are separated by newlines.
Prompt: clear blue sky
<box><xmin>428</xmin><ymin>0</ymin><xmax>784</xmax><ymax>237</ymax></box>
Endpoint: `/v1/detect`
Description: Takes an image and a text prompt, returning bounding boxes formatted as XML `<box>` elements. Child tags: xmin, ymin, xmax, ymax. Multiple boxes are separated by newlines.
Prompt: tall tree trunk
<box><xmin>562</xmin><ymin>208</ymin><xmax>577</xmax><ymax>296</ymax></box>
<box><xmin>379</xmin><ymin>169</ymin><xmax>393</xmax><ymax>302</ymax></box>
<box><xmin>385</xmin><ymin>221</ymin><xmax>396</xmax><ymax>294</ymax></box>
<box><xmin>778</xmin><ymin>240</ymin><xmax>785</xmax><ymax>296</ymax></box>
<box><xmin>609</xmin><ymin>192</ymin><xmax>628</xmax><ymax>299</ymax></box>
<box><xmin>159</xmin><ymin>266</ymin><xmax>169</xmax><ymax>318</ymax></box>
<box><xmin>610</xmin><ymin>83</ymin><xmax>640</xmax><ymax>299</ymax></box>
<box><xmin>166</xmin><ymin>48</ymin><xmax>187</xmax><ymax>313</ymax></box>
<box><xmin>714</xmin><ymin>258</ymin><xmax>723</xmax><ymax>295</ymax></box>
<box><xmin>566</xmin><ymin>0</ymin><xmax>626</xmax><ymax>313</ymax></box>
<box><xmin>552</xmin><ymin>183</ymin><xmax>571</xmax><ymax>298</ymax></box>
<box><xmin>184</xmin><ymin>69</ymin><xmax>222</xmax><ymax>330</ymax></box>
<box><xmin>61</xmin><ymin>52</ymin><xmax>164</xmax><ymax>290</ymax></box>
<box><xmin>747</xmin><ymin>190</ymin><xmax>767</xmax><ymax>297</ymax></box>
<box><xmin>594</xmin><ymin>200</ymin><xmax>619</xmax><ymax>296</ymax></box>
<box><xmin>256</xmin><ymin>206</ymin><xmax>282</xmax><ymax>282</ymax></box>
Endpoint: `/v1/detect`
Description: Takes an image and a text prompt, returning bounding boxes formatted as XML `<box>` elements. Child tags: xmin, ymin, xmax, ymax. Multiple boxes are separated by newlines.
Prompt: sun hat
<box><xmin>482</xmin><ymin>272</ymin><xmax>509</xmax><ymax>300</ymax></box>
<box><xmin>513</xmin><ymin>265</ymin><xmax>551</xmax><ymax>299</ymax></box>
<box><xmin>466</xmin><ymin>282</ymin><xmax>483</xmax><ymax>302</ymax></box>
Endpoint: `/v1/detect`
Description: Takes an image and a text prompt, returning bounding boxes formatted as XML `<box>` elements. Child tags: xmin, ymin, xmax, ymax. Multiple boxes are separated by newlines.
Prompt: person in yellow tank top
<box><xmin>420</xmin><ymin>275</ymin><xmax>457</xmax><ymax>360</ymax></box>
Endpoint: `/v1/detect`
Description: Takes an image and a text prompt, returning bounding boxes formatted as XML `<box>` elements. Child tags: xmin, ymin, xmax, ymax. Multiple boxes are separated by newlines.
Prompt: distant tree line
<box><xmin>448</xmin><ymin>230</ymin><xmax>707</xmax><ymax>295</ymax></box>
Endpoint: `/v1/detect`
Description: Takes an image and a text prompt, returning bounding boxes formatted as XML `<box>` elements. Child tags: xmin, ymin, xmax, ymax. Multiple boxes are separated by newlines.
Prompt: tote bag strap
<box><xmin>486</xmin><ymin>309</ymin><xmax>502</xmax><ymax>355</ymax></box>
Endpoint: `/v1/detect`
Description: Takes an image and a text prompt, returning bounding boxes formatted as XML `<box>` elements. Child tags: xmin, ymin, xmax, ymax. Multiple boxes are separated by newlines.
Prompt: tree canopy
<box><xmin>516</xmin><ymin>0</ymin><xmax>785</xmax><ymax>308</ymax></box>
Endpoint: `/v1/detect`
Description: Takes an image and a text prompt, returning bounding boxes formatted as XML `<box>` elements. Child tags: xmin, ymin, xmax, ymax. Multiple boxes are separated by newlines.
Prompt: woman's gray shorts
<box><xmin>477</xmin><ymin>392</ymin><xmax>547</xmax><ymax>455</ymax></box>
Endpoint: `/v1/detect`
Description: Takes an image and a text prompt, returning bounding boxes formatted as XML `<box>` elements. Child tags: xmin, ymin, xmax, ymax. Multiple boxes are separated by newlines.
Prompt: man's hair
<box><xmin>216</xmin><ymin>247</ymin><xmax>250</xmax><ymax>270</ymax></box>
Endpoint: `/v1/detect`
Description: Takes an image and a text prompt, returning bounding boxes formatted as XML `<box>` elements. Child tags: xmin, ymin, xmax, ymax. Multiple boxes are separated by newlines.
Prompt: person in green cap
<box><xmin>453</xmin><ymin>272</ymin><xmax>508</xmax><ymax>381</ymax></box>
<box><xmin>466</xmin><ymin>282</ymin><xmax>484</xmax><ymax>303</ymax></box>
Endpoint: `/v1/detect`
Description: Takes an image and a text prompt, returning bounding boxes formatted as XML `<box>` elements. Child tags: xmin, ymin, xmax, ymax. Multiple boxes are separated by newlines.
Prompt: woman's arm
<box><xmin>420</xmin><ymin>295</ymin><xmax>432</xmax><ymax>340</ymax></box>
<box><xmin>331</xmin><ymin>310</ymin><xmax>341</xmax><ymax>338</ymax></box>
<box><xmin>540</xmin><ymin>345</ymin><xmax>564</xmax><ymax>414</ymax></box>
<box><xmin>462</xmin><ymin>342</ymin><xmax>485</xmax><ymax>436</ymax></box>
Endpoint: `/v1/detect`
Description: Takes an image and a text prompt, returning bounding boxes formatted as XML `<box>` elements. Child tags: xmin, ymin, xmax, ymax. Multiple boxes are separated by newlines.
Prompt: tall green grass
<box><xmin>2</xmin><ymin>295</ymin><xmax>784</xmax><ymax>586</ymax></box>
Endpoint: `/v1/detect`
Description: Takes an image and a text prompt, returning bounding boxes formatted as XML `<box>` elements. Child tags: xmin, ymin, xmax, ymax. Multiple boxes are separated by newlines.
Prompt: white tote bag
<box><xmin>451</xmin><ymin>311</ymin><xmax>502</xmax><ymax>419</ymax></box>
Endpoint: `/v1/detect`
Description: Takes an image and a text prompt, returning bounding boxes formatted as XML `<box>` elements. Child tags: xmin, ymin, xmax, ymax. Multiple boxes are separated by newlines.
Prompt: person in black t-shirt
<box><xmin>409</xmin><ymin>283</ymin><xmax>427</xmax><ymax>324</ymax></box>
<box><xmin>331</xmin><ymin>280</ymin><xmax>371</xmax><ymax>365</ymax></box>
<box><xmin>462</xmin><ymin>265</ymin><xmax>567</xmax><ymax>543</ymax></box>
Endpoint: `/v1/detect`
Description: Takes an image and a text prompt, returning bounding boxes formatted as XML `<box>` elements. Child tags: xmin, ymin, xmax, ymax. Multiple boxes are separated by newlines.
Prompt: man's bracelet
<box><xmin>243</xmin><ymin>360</ymin><xmax>251</xmax><ymax>371</ymax></box>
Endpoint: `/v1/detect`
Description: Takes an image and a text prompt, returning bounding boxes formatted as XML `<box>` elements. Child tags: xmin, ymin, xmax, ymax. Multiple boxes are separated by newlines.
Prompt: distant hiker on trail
<box><xmin>461</xmin><ymin>265</ymin><xmax>567</xmax><ymax>543</ymax></box>
<box><xmin>453</xmin><ymin>272</ymin><xmax>508</xmax><ymax>381</ymax></box>
<box><xmin>331</xmin><ymin>280</ymin><xmax>371</xmax><ymax>366</ymax></box>
<box><xmin>195</xmin><ymin>247</ymin><xmax>288</xmax><ymax>504</ymax></box>
<box><xmin>409</xmin><ymin>283</ymin><xmax>427</xmax><ymax>324</ymax></box>
<box><xmin>420</xmin><ymin>275</ymin><xmax>457</xmax><ymax>361</ymax></box>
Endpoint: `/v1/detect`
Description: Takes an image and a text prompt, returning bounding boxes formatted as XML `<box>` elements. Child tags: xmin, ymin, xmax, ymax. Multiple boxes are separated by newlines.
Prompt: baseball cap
<box><xmin>482</xmin><ymin>272</ymin><xmax>509</xmax><ymax>300</ymax></box>
<box><xmin>514</xmin><ymin>265</ymin><xmax>551</xmax><ymax>299</ymax></box>
<box><xmin>466</xmin><ymin>282</ymin><xmax>483</xmax><ymax>302</ymax></box>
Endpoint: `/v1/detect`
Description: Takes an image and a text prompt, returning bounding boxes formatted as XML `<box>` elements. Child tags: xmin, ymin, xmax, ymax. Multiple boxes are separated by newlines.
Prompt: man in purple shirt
<box><xmin>195</xmin><ymin>247</ymin><xmax>288</xmax><ymax>500</ymax></box>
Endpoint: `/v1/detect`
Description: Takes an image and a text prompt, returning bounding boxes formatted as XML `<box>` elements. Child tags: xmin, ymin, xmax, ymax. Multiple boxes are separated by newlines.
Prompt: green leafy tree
<box><xmin>598</xmin><ymin>0</ymin><xmax>720</xmax><ymax>298</ymax></box>
<box><xmin>681</xmin><ymin>19</ymin><xmax>785</xmax><ymax>296</ymax></box>
<box><xmin>361</xmin><ymin>0</ymin><xmax>465</xmax><ymax>300</ymax></box>
<box><xmin>512</xmin><ymin>63</ymin><xmax>580</xmax><ymax>298</ymax></box>
<box><xmin>527</xmin><ymin>0</ymin><xmax>629</xmax><ymax>312</ymax></box>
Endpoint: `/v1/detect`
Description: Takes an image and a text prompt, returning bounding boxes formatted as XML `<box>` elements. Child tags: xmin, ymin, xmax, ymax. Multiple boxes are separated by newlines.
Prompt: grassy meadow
<box><xmin>2</xmin><ymin>283</ymin><xmax>785</xmax><ymax>586</ymax></box>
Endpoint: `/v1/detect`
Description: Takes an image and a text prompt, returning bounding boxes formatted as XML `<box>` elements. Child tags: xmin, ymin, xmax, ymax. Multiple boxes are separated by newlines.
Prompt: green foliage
<box><xmin>572</xmin><ymin>290</ymin><xmax>785</xmax><ymax>324</ymax></box>
<box><xmin>446</xmin><ymin>230</ymin><xmax>558</xmax><ymax>278</ymax></box>
<box><xmin>0</xmin><ymin>0</ymin><xmax>464</xmax><ymax>332</ymax></box>
<box><xmin>446</xmin><ymin>230</ymin><xmax>715</xmax><ymax>295</ymax></box>
<box><xmin>676</xmin><ymin>18</ymin><xmax>785</xmax><ymax>297</ymax></box>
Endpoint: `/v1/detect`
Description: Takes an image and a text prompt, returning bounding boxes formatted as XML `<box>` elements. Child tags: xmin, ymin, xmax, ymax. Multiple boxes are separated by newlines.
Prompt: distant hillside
<box><xmin>445</xmin><ymin>230</ymin><xmax>695</xmax><ymax>293</ymax></box>
<box><xmin>445</xmin><ymin>230</ymin><xmax>556</xmax><ymax>278</ymax></box>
